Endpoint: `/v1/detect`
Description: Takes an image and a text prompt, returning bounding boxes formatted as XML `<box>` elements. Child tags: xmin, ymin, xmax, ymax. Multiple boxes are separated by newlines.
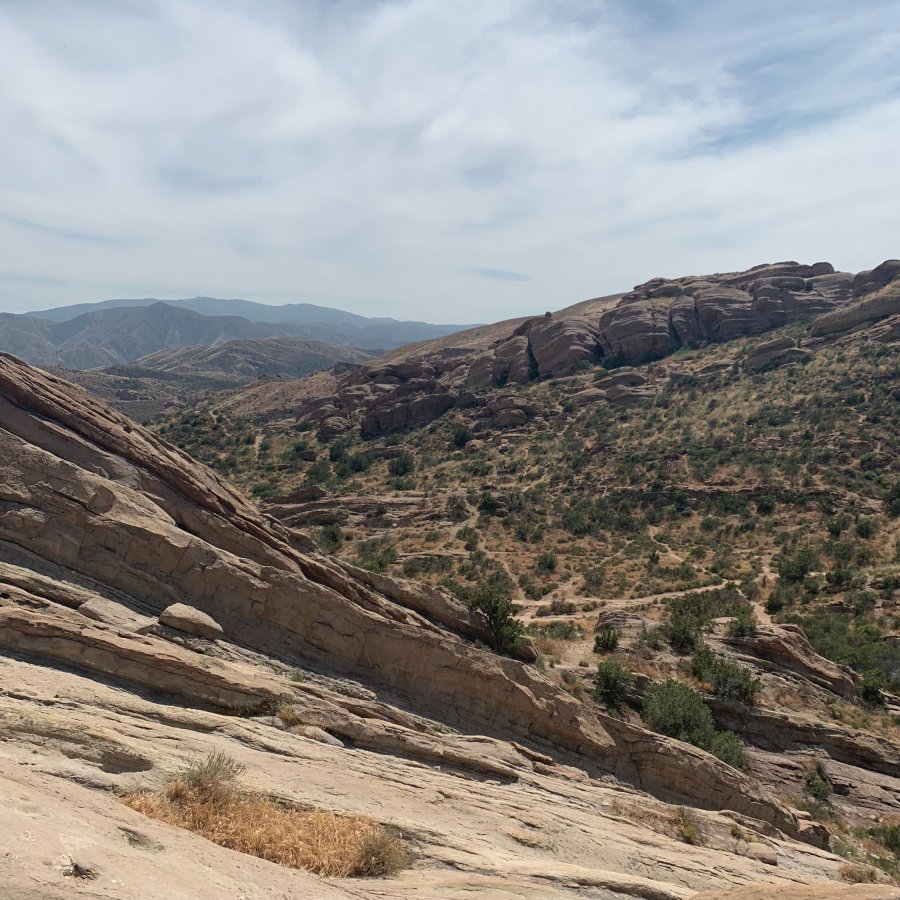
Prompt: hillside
<box><xmin>2</xmin><ymin>353</ymin><xmax>888</xmax><ymax>898</ymax></box>
<box><xmin>146</xmin><ymin>258</ymin><xmax>900</xmax><ymax>887</ymax></box>
<box><xmin>1</xmin><ymin>258</ymin><xmax>898</xmax><ymax>897</ymax></box>
<box><xmin>134</xmin><ymin>336</ymin><xmax>372</xmax><ymax>382</ymax></box>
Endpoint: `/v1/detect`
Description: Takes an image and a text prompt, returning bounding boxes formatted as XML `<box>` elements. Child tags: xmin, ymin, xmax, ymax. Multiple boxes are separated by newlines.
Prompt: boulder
<box><xmin>527</xmin><ymin>316</ymin><xmax>602</xmax><ymax>376</ymax></box>
<box><xmin>851</xmin><ymin>258</ymin><xmax>900</xmax><ymax>298</ymax></box>
<box><xmin>745</xmin><ymin>338</ymin><xmax>813</xmax><ymax>372</ymax></box>
<box><xmin>159</xmin><ymin>603</ymin><xmax>224</xmax><ymax>640</ymax></box>
<box><xmin>598</xmin><ymin>299</ymin><xmax>679</xmax><ymax>364</ymax></box>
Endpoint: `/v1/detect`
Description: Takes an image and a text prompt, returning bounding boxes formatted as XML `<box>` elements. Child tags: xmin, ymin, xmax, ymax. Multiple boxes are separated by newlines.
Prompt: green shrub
<box><xmin>803</xmin><ymin>760</ymin><xmax>833</xmax><ymax>806</ymax></box>
<box><xmin>468</xmin><ymin>578</ymin><xmax>525</xmax><ymax>657</ymax></box>
<box><xmin>317</xmin><ymin>523</ymin><xmax>344</xmax><ymax>555</ymax></box>
<box><xmin>776</xmin><ymin>546</ymin><xmax>819</xmax><ymax>583</ymax></box>
<box><xmin>594</xmin><ymin>660</ymin><xmax>636</xmax><ymax>710</ymax></box>
<box><xmin>388</xmin><ymin>453</ymin><xmax>414</xmax><ymax>477</ymax></box>
<box><xmin>536</xmin><ymin>551</ymin><xmax>558</xmax><ymax>573</ymax></box>
<box><xmin>452</xmin><ymin>424</ymin><xmax>473</xmax><ymax>448</ymax></box>
<box><xmin>642</xmin><ymin>680</ymin><xmax>744</xmax><ymax>768</ymax></box>
<box><xmin>594</xmin><ymin>629</ymin><xmax>620</xmax><ymax>654</ymax></box>
<box><xmin>727</xmin><ymin>608</ymin><xmax>758</xmax><ymax>638</ymax></box>
<box><xmin>691</xmin><ymin>643</ymin><xmax>761</xmax><ymax>705</ymax></box>
<box><xmin>353</xmin><ymin>539</ymin><xmax>397</xmax><ymax>573</ymax></box>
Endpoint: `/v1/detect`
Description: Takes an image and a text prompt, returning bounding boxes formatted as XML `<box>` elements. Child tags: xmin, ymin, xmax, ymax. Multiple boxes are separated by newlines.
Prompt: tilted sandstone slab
<box><xmin>0</xmin><ymin>353</ymin><xmax>807</xmax><ymax>839</ymax></box>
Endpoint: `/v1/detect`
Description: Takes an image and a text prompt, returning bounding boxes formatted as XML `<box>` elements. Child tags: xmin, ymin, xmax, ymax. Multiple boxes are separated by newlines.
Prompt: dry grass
<box><xmin>124</xmin><ymin>754</ymin><xmax>409</xmax><ymax>878</ymax></box>
<box><xmin>838</xmin><ymin>862</ymin><xmax>881</xmax><ymax>884</ymax></box>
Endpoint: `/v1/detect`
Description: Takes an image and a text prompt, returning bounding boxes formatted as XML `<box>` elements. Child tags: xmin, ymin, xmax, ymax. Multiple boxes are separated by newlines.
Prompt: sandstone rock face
<box><xmin>745</xmin><ymin>338</ymin><xmax>813</xmax><ymax>372</ymax></box>
<box><xmin>277</xmin><ymin>260</ymin><xmax>891</xmax><ymax>441</ymax></box>
<box><xmin>723</xmin><ymin>624</ymin><xmax>857</xmax><ymax>699</ymax></box>
<box><xmin>0</xmin><ymin>353</ymin><xmax>808</xmax><ymax>844</ymax></box>
<box><xmin>527</xmin><ymin>316</ymin><xmax>602</xmax><ymax>376</ymax></box>
<box><xmin>159</xmin><ymin>602</ymin><xmax>224</xmax><ymax>639</ymax></box>
<box><xmin>810</xmin><ymin>288</ymin><xmax>900</xmax><ymax>337</ymax></box>
<box><xmin>851</xmin><ymin>258</ymin><xmax>900</xmax><ymax>298</ymax></box>
<box><xmin>360</xmin><ymin>379</ymin><xmax>455</xmax><ymax>437</ymax></box>
<box><xmin>598</xmin><ymin>298</ymin><xmax>678</xmax><ymax>363</ymax></box>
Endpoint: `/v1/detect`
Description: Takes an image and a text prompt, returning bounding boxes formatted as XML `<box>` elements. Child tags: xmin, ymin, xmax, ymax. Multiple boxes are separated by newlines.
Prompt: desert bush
<box><xmin>593</xmin><ymin>629</ymin><xmax>620</xmax><ymax>654</ymax></box>
<box><xmin>467</xmin><ymin>577</ymin><xmax>525</xmax><ymax>657</ymax></box>
<box><xmin>581</xmin><ymin>566</ymin><xmax>606</xmax><ymax>593</ymax></box>
<box><xmin>727</xmin><ymin>608</ymin><xmax>757</xmax><ymax>638</ymax></box>
<box><xmin>124</xmin><ymin>754</ymin><xmax>408</xmax><ymax>877</ymax></box>
<box><xmin>353</xmin><ymin>539</ymin><xmax>397</xmax><ymax>573</ymax></box>
<box><xmin>530</xmin><ymin>620</ymin><xmax>584</xmax><ymax>641</ymax></box>
<box><xmin>388</xmin><ymin>453</ymin><xmax>414</xmax><ymax>477</ymax></box>
<box><xmin>536</xmin><ymin>551</ymin><xmax>558</xmax><ymax>573</ymax></box>
<box><xmin>452</xmin><ymin>423</ymin><xmax>473</xmax><ymax>448</ymax></box>
<box><xmin>642</xmin><ymin>680</ymin><xmax>744</xmax><ymax>768</ymax></box>
<box><xmin>776</xmin><ymin>546</ymin><xmax>819</xmax><ymax>583</ymax></box>
<box><xmin>803</xmin><ymin>759</ymin><xmax>833</xmax><ymax>807</ymax></box>
<box><xmin>594</xmin><ymin>660</ymin><xmax>636</xmax><ymax>710</ymax></box>
<box><xmin>691</xmin><ymin>644</ymin><xmax>761</xmax><ymax>704</ymax></box>
<box><xmin>317</xmin><ymin>523</ymin><xmax>344</xmax><ymax>555</ymax></box>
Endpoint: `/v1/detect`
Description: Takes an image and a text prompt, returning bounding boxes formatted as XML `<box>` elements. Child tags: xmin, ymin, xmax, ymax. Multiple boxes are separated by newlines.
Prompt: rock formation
<box><xmin>277</xmin><ymin>259</ymin><xmax>898</xmax><ymax>442</ymax></box>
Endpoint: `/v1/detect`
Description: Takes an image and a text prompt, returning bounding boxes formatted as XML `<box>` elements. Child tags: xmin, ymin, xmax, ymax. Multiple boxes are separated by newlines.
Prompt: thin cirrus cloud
<box><xmin>0</xmin><ymin>0</ymin><xmax>897</xmax><ymax>322</ymax></box>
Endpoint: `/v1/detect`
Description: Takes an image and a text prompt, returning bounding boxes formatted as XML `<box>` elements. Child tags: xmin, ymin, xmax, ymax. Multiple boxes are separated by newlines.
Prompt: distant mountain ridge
<box><xmin>25</xmin><ymin>295</ymin><xmax>473</xmax><ymax>348</ymax></box>
<box><xmin>0</xmin><ymin>298</ymin><xmax>474</xmax><ymax>368</ymax></box>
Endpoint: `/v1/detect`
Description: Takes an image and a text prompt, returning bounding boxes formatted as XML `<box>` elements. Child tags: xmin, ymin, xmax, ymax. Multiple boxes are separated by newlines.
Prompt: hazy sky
<box><xmin>1</xmin><ymin>0</ymin><xmax>898</xmax><ymax>322</ymax></box>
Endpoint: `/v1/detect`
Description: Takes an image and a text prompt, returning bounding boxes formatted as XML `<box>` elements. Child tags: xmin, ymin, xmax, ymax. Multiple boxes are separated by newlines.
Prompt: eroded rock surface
<box><xmin>273</xmin><ymin>259</ymin><xmax>897</xmax><ymax>442</ymax></box>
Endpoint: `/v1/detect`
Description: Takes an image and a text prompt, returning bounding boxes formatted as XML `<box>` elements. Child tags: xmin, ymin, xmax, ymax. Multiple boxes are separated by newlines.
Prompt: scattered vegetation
<box><xmin>124</xmin><ymin>753</ymin><xmax>410</xmax><ymax>878</ymax></box>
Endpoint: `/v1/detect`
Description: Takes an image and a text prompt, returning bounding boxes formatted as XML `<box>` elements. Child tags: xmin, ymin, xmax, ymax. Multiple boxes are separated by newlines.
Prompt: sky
<box><xmin>0</xmin><ymin>0</ymin><xmax>898</xmax><ymax>322</ymax></box>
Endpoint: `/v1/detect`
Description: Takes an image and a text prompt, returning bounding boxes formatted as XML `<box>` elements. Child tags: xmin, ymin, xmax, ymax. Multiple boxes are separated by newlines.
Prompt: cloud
<box><xmin>0</xmin><ymin>0</ymin><xmax>897</xmax><ymax>321</ymax></box>
<box><xmin>466</xmin><ymin>267</ymin><xmax>531</xmax><ymax>282</ymax></box>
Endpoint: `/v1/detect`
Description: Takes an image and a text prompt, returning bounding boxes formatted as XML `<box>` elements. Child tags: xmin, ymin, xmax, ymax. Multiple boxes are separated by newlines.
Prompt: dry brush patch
<box><xmin>123</xmin><ymin>753</ymin><xmax>409</xmax><ymax>878</ymax></box>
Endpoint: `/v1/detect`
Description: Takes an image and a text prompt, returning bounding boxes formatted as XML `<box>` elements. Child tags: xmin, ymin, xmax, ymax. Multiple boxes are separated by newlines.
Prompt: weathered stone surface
<box><xmin>360</xmin><ymin>380</ymin><xmax>455</xmax><ymax>437</ymax></box>
<box><xmin>159</xmin><ymin>602</ymin><xmax>223</xmax><ymax>639</ymax></box>
<box><xmin>598</xmin><ymin>299</ymin><xmax>678</xmax><ymax>364</ymax></box>
<box><xmin>723</xmin><ymin>624</ymin><xmax>856</xmax><ymax>699</ymax></box>
<box><xmin>0</xmin><ymin>656</ymin><xmax>863</xmax><ymax>900</ymax></box>
<box><xmin>851</xmin><ymin>258</ymin><xmax>900</xmax><ymax>298</ymax></box>
<box><xmin>494</xmin><ymin>334</ymin><xmax>532</xmax><ymax>384</ymax></box>
<box><xmin>527</xmin><ymin>316</ymin><xmax>602</xmax><ymax>376</ymax></box>
<box><xmin>745</xmin><ymin>338</ymin><xmax>813</xmax><ymax>372</ymax></box>
<box><xmin>809</xmin><ymin>288</ymin><xmax>900</xmax><ymax>337</ymax></box>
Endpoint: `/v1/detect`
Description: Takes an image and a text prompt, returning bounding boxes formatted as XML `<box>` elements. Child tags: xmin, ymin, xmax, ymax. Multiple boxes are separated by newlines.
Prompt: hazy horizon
<box><xmin>1</xmin><ymin>1</ymin><xmax>898</xmax><ymax>322</ymax></box>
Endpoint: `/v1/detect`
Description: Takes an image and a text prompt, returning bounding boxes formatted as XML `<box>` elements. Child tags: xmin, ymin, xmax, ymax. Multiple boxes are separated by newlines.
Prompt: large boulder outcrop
<box><xmin>527</xmin><ymin>316</ymin><xmax>602</xmax><ymax>376</ymax></box>
<box><xmin>598</xmin><ymin>298</ymin><xmax>679</xmax><ymax>363</ymax></box>
<box><xmin>810</xmin><ymin>287</ymin><xmax>900</xmax><ymax>337</ymax></box>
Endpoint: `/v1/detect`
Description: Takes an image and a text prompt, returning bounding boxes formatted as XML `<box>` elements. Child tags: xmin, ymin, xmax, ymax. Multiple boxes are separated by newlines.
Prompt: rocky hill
<box><xmin>199</xmin><ymin>259</ymin><xmax>898</xmax><ymax>444</ymax></box>
<box><xmin>133</xmin><ymin>334</ymin><xmax>373</xmax><ymax>381</ymax></box>
<box><xmin>2</xmin><ymin>350</ymin><xmax>898</xmax><ymax>897</ymax></box>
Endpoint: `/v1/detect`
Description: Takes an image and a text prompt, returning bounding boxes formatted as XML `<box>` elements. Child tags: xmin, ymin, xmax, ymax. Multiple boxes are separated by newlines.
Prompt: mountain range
<box><xmin>0</xmin><ymin>297</ymin><xmax>474</xmax><ymax>369</ymax></box>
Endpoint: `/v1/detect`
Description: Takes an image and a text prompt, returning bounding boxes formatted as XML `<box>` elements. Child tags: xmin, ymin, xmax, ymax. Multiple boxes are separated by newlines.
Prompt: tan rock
<box><xmin>158</xmin><ymin>602</ymin><xmax>223</xmax><ymax>639</ymax></box>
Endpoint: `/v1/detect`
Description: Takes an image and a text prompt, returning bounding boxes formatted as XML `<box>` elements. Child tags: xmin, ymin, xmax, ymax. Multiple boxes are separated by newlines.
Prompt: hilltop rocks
<box><xmin>527</xmin><ymin>316</ymin><xmax>602</xmax><ymax>376</ymax></box>
<box><xmin>281</xmin><ymin>260</ymin><xmax>894</xmax><ymax>441</ymax></box>
<box><xmin>851</xmin><ymin>258</ymin><xmax>900</xmax><ymax>298</ymax></box>
<box><xmin>810</xmin><ymin>287</ymin><xmax>900</xmax><ymax>337</ymax></box>
<box><xmin>598</xmin><ymin>298</ymin><xmax>678</xmax><ymax>363</ymax></box>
